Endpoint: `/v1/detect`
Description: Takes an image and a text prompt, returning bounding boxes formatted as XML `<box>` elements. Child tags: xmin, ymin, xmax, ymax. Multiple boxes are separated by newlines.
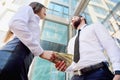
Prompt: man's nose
<box><xmin>71</xmin><ymin>19</ymin><xmax>74</xmax><ymax>22</ymax></box>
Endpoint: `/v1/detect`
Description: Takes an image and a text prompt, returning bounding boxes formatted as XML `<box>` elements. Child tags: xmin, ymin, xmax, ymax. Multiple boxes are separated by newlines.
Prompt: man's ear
<box><xmin>81</xmin><ymin>17</ymin><xmax>84</xmax><ymax>20</ymax></box>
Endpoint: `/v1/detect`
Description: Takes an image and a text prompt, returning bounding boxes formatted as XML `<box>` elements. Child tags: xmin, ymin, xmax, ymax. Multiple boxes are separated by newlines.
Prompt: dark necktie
<box><xmin>74</xmin><ymin>29</ymin><xmax>81</xmax><ymax>63</ymax></box>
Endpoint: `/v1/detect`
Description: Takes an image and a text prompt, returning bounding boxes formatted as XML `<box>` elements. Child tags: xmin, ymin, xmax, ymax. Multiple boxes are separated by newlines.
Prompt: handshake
<box><xmin>40</xmin><ymin>51</ymin><xmax>73</xmax><ymax>71</ymax></box>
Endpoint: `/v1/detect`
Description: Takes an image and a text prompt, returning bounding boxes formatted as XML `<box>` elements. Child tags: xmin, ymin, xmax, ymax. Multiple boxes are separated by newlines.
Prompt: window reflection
<box><xmin>41</xmin><ymin>20</ymin><xmax>68</xmax><ymax>45</ymax></box>
<box><xmin>56</xmin><ymin>0</ymin><xmax>69</xmax><ymax>3</ymax></box>
<box><xmin>47</xmin><ymin>2</ymin><xmax>69</xmax><ymax>18</ymax></box>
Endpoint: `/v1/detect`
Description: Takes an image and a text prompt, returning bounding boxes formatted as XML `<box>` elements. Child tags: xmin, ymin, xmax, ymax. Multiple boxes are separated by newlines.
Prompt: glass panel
<box><xmin>72</xmin><ymin>0</ymin><xmax>78</xmax><ymax>7</ymax></box>
<box><xmin>32</xmin><ymin>57</ymin><xmax>65</xmax><ymax>80</ymax></box>
<box><xmin>63</xmin><ymin>7</ymin><xmax>69</xmax><ymax>18</ymax></box>
<box><xmin>97</xmin><ymin>17</ymin><xmax>104</xmax><ymax>22</ymax></box>
<box><xmin>63</xmin><ymin>0</ymin><xmax>69</xmax><ymax>3</ymax></box>
<box><xmin>104</xmin><ymin>21</ymin><xmax>115</xmax><ymax>32</ymax></box>
<box><xmin>110</xmin><ymin>0</ymin><xmax>120</xmax><ymax>3</ymax></box>
<box><xmin>63</xmin><ymin>7</ymin><xmax>69</xmax><ymax>14</ymax></box>
<box><xmin>107</xmin><ymin>3</ymin><xmax>115</xmax><ymax>10</ymax></box>
<box><xmin>53</xmin><ymin>4</ymin><xmax>63</xmax><ymax>17</ymax></box>
<box><xmin>84</xmin><ymin>7</ymin><xmax>89</xmax><ymax>13</ymax></box>
<box><xmin>56</xmin><ymin>0</ymin><xmax>69</xmax><ymax>4</ymax></box>
<box><xmin>81</xmin><ymin>13</ymin><xmax>93</xmax><ymax>24</ymax></box>
<box><xmin>41</xmin><ymin>20</ymin><xmax>68</xmax><ymax>45</ymax></box>
<box><xmin>93</xmin><ymin>6</ymin><xmax>108</xmax><ymax>15</ymax></box>
<box><xmin>114</xmin><ymin>11</ymin><xmax>120</xmax><ymax>22</ymax></box>
<box><xmin>47</xmin><ymin>2</ymin><xmax>69</xmax><ymax>18</ymax></box>
<box><xmin>71</xmin><ymin>0</ymin><xmax>78</xmax><ymax>14</ymax></box>
<box><xmin>47</xmin><ymin>3</ymin><xmax>54</xmax><ymax>14</ymax></box>
<box><xmin>91</xmin><ymin>0</ymin><xmax>103</xmax><ymax>4</ymax></box>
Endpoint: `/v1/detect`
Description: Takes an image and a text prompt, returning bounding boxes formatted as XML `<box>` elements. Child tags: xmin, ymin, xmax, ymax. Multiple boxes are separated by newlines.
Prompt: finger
<box><xmin>52</xmin><ymin>53</ymin><xmax>56</xmax><ymax>59</ymax></box>
<box><xmin>57</xmin><ymin>61</ymin><xmax>64</xmax><ymax>68</ymax></box>
<box><xmin>55</xmin><ymin>61</ymin><xmax>61</xmax><ymax>68</ymax></box>
<box><xmin>50</xmin><ymin>53</ymin><xmax>56</xmax><ymax>62</ymax></box>
<box><xmin>59</xmin><ymin>63</ymin><xmax>66</xmax><ymax>71</ymax></box>
<box><xmin>62</xmin><ymin>65</ymin><xmax>67</xmax><ymax>71</ymax></box>
<box><xmin>56</xmin><ymin>61</ymin><xmax>65</xmax><ymax>70</ymax></box>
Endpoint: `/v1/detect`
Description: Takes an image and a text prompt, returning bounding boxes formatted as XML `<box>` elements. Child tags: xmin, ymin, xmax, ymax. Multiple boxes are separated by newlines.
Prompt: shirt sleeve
<box><xmin>94</xmin><ymin>22</ymin><xmax>120</xmax><ymax>72</ymax></box>
<box><xmin>9</xmin><ymin>6</ymin><xmax>44</xmax><ymax>56</ymax></box>
<box><xmin>67</xmin><ymin>37</ymin><xmax>74</xmax><ymax>55</ymax></box>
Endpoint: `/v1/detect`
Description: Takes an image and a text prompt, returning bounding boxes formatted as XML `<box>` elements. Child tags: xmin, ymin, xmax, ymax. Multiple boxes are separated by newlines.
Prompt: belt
<box><xmin>74</xmin><ymin>62</ymin><xmax>108</xmax><ymax>76</ymax></box>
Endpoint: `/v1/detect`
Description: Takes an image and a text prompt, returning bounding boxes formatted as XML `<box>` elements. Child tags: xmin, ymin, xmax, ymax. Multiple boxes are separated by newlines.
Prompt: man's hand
<box><xmin>55</xmin><ymin>61</ymin><xmax>67</xmax><ymax>72</ymax></box>
<box><xmin>113</xmin><ymin>75</ymin><xmax>120</xmax><ymax>80</ymax></box>
<box><xmin>39</xmin><ymin>51</ymin><xmax>56</xmax><ymax>62</ymax></box>
<box><xmin>40</xmin><ymin>51</ymin><xmax>67</xmax><ymax>72</ymax></box>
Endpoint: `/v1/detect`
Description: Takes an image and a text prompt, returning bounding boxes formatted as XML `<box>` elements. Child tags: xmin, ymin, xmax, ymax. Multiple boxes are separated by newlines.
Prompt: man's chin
<box><xmin>71</xmin><ymin>23</ymin><xmax>78</xmax><ymax>29</ymax></box>
<box><xmin>73</xmin><ymin>26</ymin><xmax>78</xmax><ymax>29</ymax></box>
<box><xmin>72</xmin><ymin>26</ymin><xmax>77</xmax><ymax>30</ymax></box>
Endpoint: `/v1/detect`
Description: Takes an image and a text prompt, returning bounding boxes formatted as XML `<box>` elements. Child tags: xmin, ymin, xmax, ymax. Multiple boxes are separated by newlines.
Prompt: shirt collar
<box><xmin>76</xmin><ymin>24</ymin><xmax>87</xmax><ymax>36</ymax></box>
<box><xmin>35</xmin><ymin>14</ymin><xmax>40</xmax><ymax>22</ymax></box>
<box><xmin>80</xmin><ymin>24</ymin><xmax>87</xmax><ymax>30</ymax></box>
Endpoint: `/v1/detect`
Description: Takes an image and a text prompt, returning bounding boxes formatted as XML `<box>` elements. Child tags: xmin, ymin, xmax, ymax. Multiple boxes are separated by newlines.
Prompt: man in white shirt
<box><xmin>56</xmin><ymin>16</ymin><xmax>120</xmax><ymax>80</ymax></box>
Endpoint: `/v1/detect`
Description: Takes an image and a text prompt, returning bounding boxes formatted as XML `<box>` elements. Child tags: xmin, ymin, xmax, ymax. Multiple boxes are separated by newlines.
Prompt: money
<box><xmin>52</xmin><ymin>52</ymin><xmax>73</xmax><ymax>68</ymax></box>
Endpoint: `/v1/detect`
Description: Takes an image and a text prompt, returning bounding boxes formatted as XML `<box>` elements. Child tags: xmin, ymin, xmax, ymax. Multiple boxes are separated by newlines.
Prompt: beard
<box><xmin>73</xmin><ymin>18</ymin><xmax>81</xmax><ymax>29</ymax></box>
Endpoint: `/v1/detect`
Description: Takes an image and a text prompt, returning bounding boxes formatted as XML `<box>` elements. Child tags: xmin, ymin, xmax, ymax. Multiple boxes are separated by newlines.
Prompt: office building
<box><xmin>0</xmin><ymin>0</ymin><xmax>120</xmax><ymax>80</ymax></box>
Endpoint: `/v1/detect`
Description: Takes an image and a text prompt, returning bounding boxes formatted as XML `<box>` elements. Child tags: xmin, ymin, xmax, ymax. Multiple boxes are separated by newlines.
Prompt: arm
<box><xmin>94</xmin><ymin>23</ymin><xmax>120</xmax><ymax>78</ymax></box>
<box><xmin>9</xmin><ymin>6</ymin><xmax>43</xmax><ymax>56</ymax></box>
<box><xmin>9</xmin><ymin>6</ymin><xmax>59</xmax><ymax>61</ymax></box>
<box><xmin>67</xmin><ymin>38</ymin><xmax>74</xmax><ymax>54</ymax></box>
<box><xmin>55</xmin><ymin>39</ymin><xmax>73</xmax><ymax>72</ymax></box>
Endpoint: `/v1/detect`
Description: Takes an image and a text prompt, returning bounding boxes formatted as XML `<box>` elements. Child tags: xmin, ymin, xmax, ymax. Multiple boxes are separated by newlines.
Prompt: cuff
<box><xmin>33</xmin><ymin>47</ymin><xmax>44</xmax><ymax>56</ymax></box>
<box><xmin>115</xmin><ymin>71</ymin><xmax>120</xmax><ymax>75</ymax></box>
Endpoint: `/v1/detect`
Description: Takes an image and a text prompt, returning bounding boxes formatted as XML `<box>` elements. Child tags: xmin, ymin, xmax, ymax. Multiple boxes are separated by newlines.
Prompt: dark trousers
<box><xmin>71</xmin><ymin>66</ymin><xmax>114</xmax><ymax>80</ymax></box>
<box><xmin>0</xmin><ymin>38</ymin><xmax>34</xmax><ymax>80</ymax></box>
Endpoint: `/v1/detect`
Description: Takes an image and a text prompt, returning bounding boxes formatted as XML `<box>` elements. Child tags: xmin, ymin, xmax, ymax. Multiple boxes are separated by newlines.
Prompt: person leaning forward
<box><xmin>0</xmin><ymin>2</ymin><xmax>65</xmax><ymax>80</ymax></box>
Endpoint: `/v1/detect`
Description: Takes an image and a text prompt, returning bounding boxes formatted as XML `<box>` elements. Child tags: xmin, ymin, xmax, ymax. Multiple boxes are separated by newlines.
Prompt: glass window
<box><xmin>110</xmin><ymin>0</ymin><xmax>120</xmax><ymax>3</ymax></box>
<box><xmin>106</xmin><ymin>3</ymin><xmax>115</xmax><ymax>10</ymax></box>
<box><xmin>41</xmin><ymin>20</ymin><xmax>68</xmax><ymax>45</ymax></box>
<box><xmin>81</xmin><ymin>13</ymin><xmax>93</xmax><ymax>24</ymax></box>
<box><xmin>57</xmin><ymin>0</ymin><xmax>69</xmax><ymax>3</ymax></box>
<box><xmin>71</xmin><ymin>0</ymin><xmax>78</xmax><ymax>13</ymax></box>
<box><xmin>93</xmin><ymin>6</ymin><xmax>108</xmax><ymax>15</ymax></box>
<box><xmin>53</xmin><ymin>4</ymin><xmax>63</xmax><ymax>17</ymax></box>
<box><xmin>90</xmin><ymin>0</ymin><xmax>103</xmax><ymax>5</ymax></box>
<box><xmin>63</xmin><ymin>7</ymin><xmax>69</xmax><ymax>18</ymax></box>
<box><xmin>63</xmin><ymin>0</ymin><xmax>69</xmax><ymax>3</ymax></box>
<box><xmin>32</xmin><ymin>57</ymin><xmax>65</xmax><ymax>80</ymax></box>
<box><xmin>47</xmin><ymin>3</ymin><xmax>54</xmax><ymax>14</ymax></box>
<box><xmin>85</xmin><ymin>14</ymin><xmax>93</xmax><ymax>24</ymax></box>
<box><xmin>104</xmin><ymin>21</ymin><xmax>115</xmax><ymax>32</ymax></box>
<box><xmin>56</xmin><ymin>0</ymin><xmax>69</xmax><ymax>4</ymax></box>
<box><xmin>97</xmin><ymin>17</ymin><xmax>104</xmax><ymax>22</ymax></box>
<box><xmin>72</xmin><ymin>0</ymin><xmax>78</xmax><ymax>7</ymax></box>
<box><xmin>114</xmin><ymin>11</ymin><xmax>120</xmax><ymax>22</ymax></box>
<box><xmin>47</xmin><ymin>2</ymin><xmax>69</xmax><ymax>18</ymax></box>
<box><xmin>84</xmin><ymin>7</ymin><xmax>89</xmax><ymax>13</ymax></box>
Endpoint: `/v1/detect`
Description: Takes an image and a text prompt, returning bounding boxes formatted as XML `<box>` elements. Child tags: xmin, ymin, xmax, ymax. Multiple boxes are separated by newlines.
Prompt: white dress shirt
<box><xmin>66</xmin><ymin>23</ymin><xmax>120</xmax><ymax>73</ymax></box>
<box><xmin>9</xmin><ymin>6</ymin><xmax>44</xmax><ymax>56</ymax></box>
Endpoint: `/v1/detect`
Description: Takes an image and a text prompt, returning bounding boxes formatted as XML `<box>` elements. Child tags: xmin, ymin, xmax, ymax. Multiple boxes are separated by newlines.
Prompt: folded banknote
<box><xmin>52</xmin><ymin>52</ymin><xmax>73</xmax><ymax>68</ymax></box>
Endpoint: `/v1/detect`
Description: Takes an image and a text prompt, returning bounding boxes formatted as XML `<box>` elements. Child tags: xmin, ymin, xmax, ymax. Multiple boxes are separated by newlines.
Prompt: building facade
<box><xmin>0</xmin><ymin>0</ymin><xmax>120</xmax><ymax>80</ymax></box>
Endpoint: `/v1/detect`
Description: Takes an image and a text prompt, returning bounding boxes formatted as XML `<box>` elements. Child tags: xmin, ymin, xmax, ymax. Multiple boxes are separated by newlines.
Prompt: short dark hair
<box><xmin>29</xmin><ymin>2</ymin><xmax>46</xmax><ymax>14</ymax></box>
<box><xmin>79</xmin><ymin>15</ymin><xmax>87</xmax><ymax>24</ymax></box>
